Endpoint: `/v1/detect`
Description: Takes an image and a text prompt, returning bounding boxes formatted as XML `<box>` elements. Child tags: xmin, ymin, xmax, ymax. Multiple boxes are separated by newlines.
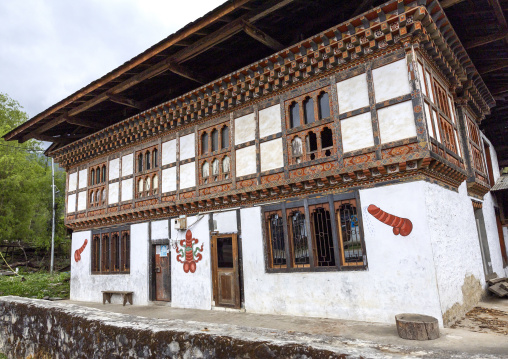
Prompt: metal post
<box><xmin>50</xmin><ymin>157</ymin><xmax>55</xmax><ymax>274</ymax></box>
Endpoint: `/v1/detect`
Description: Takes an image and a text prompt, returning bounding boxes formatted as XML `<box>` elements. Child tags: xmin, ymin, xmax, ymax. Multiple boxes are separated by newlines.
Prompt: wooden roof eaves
<box><xmin>47</xmin><ymin>0</ymin><xmax>495</xmax><ymax>163</ymax></box>
<box><xmin>3</xmin><ymin>0</ymin><xmax>254</xmax><ymax>142</ymax></box>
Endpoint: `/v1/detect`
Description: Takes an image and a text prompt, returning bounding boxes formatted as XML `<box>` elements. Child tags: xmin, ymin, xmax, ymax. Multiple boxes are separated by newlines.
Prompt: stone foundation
<box><xmin>0</xmin><ymin>297</ymin><xmax>356</xmax><ymax>359</ymax></box>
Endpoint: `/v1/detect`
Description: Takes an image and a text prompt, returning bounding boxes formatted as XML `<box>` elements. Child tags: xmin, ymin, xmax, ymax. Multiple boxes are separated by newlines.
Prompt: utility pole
<box><xmin>50</xmin><ymin>157</ymin><xmax>55</xmax><ymax>274</ymax></box>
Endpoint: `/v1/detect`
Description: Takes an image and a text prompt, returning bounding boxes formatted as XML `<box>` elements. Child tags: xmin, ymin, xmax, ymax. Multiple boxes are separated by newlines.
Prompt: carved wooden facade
<box><xmin>59</xmin><ymin>0</ymin><xmax>495</xmax><ymax>230</ymax></box>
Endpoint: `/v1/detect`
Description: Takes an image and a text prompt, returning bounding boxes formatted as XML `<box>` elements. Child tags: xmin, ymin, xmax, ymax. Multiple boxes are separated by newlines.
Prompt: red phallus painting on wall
<box><xmin>74</xmin><ymin>239</ymin><xmax>88</xmax><ymax>262</ymax></box>
<box><xmin>176</xmin><ymin>230</ymin><xmax>204</xmax><ymax>273</ymax></box>
<box><xmin>367</xmin><ymin>205</ymin><xmax>413</xmax><ymax>236</ymax></box>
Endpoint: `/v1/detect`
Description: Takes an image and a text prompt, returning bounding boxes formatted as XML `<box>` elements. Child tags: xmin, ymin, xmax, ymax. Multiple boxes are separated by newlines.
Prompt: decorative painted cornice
<box><xmin>49</xmin><ymin>0</ymin><xmax>493</xmax><ymax>170</ymax></box>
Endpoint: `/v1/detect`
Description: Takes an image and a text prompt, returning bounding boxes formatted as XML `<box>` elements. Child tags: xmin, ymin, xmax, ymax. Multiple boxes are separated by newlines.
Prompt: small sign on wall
<box><xmin>160</xmin><ymin>245</ymin><xmax>168</xmax><ymax>257</ymax></box>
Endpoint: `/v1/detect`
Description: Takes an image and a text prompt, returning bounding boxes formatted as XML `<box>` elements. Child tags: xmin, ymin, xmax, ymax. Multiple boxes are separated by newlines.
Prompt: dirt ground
<box><xmin>451</xmin><ymin>296</ymin><xmax>508</xmax><ymax>336</ymax></box>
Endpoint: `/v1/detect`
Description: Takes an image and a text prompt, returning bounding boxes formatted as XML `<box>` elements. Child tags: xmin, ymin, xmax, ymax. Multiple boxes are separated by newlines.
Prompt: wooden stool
<box><xmin>395</xmin><ymin>313</ymin><xmax>439</xmax><ymax>340</ymax></box>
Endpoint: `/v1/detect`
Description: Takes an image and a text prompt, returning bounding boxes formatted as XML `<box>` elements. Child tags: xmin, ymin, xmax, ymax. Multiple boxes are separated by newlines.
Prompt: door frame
<box><xmin>211</xmin><ymin>233</ymin><xmax>241</xmax><ymax>309</ymax></box>
<box><xmin>150</xmin><ymin>239</ymin><xmax>171</xmax><ymax>302</ymax></box>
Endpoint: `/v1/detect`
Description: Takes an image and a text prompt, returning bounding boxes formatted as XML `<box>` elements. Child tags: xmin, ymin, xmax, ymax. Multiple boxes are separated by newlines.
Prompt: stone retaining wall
<box><xmin>0</xmin><ymin>297</ymin><xmax>354</xmax><ymax>359</ymax></box>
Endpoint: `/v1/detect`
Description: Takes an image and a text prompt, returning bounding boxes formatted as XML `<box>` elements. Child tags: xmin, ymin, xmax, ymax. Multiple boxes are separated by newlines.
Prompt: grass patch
<box><xmin>0</xmin><ymin>271</ymin><xmax>70</xmax><ymax>299</ymax></box>
<box><xmin>0</xmin><ymin>354</ymin><xmax>6</xmax><ymax>359</ymax></box>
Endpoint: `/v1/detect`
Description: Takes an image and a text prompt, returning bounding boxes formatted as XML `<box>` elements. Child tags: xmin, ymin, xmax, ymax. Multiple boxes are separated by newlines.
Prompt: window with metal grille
<box><xmin>309</xmin><ymin>203</ymin><xmax>335</xmax><ymax>267</ymax></box>
<box><xmin>264</xmin><ymin>210</ymin><xmax>286</xmax><ymax>268</ymax></box>
<box><xmin>335</xmin><ymin>199</ymin><xmax>364</xmax><ymax>266</ymax></box>
<box><xmin>287</xmin><ymin>209</ymin><xmax>309</xmax><ymax>267</ymax></box>
<box><xmin>91</xmin><ymin>234</ymin><xmax>101</xmax><ymax>273</ymax></box>
<box><xmin>92</xmin><ymin>227</ymin><xmax>130</xmax><ymax>275</ymax></box>
<box><xmin>263</xmin><ymin>193</ymin><xmax>367</xmax><ymax>272</ymax></box>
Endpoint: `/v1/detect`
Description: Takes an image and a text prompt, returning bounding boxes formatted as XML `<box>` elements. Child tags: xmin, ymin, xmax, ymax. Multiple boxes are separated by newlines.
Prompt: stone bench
<box><xmin>102</xmin><ymin>291</ymin><xmax>133</xmax><ymax>306</ymax></box>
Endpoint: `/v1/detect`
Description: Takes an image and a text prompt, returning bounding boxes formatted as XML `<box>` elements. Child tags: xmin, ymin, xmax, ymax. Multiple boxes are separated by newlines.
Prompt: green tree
<box><xmin>0</xmin><ymin>93</ymin><xmax>67</xmax><ymax>250</ymax></box>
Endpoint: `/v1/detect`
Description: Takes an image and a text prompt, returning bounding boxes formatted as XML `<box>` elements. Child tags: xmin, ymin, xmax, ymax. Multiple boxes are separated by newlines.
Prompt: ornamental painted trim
<box><xmin>50</xmin><ymin>0</ymin><xmax>492</xmax><ymax>170</ymax></box>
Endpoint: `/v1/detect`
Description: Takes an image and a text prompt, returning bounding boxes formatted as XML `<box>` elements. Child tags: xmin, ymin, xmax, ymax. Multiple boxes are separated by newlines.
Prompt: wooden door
<box><xmin>154</xmin><ymin>244</ymin><xmax>171</xmax><ymax>302</ymax></box>
<box><xmin>211</xmin><ymin>234</ymin><xmax>240</xmax><ymax>308</ymax></box>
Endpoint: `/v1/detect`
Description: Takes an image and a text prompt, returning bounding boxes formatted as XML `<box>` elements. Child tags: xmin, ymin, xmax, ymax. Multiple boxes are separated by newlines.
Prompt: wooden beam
<box><xmin>64</xmin><ymin>116</ymin><xmax>103</xmax><ymax>130</ymax></box>
<box><xmin>167</xmin><ymin>62</ymin><xmax>208</xmax><ymax>84</ymax></box>
<box><xmin>21</xmin><ymin>115</ymin><xmax>68</xmax><ymax>142</ymax></box>
<box><xmin>351</xmin><ymin>0</ymin><xmax>375</xmax><ymax>18</ymax></box>
<box><xmin>464</xmin><ymin>30</ymin><xmax>508</xmax><ymax>49</ymax></box>
<box><xmin>4</xmin><ymin>0</ymin><xmax>254</xmax><ymax>141</ymax></box>
<box><xmin>107</xmin><ymin>94</ymin><xmax>143</xmax><ymax>109</ymax></box>
<box><xmin>491</xmin><ymin>0</ymin><xmax>508</xmax><ymax>29</ymax></box>
<box><xmin>19</xmin><ymin>0</ymin><xmax>295</xmax><ymax>144</ymax></box>
<box><xmin>242</xmin><ymin>20</ymin><xmax>284</xmax><ymax>51</ymax></box>
<box><xmin>440</xmin><ymin>0</ymin><xmax>467</xmax><ymax>8</ymax></box>
<box><xmin>478</xmin><ymin>60</ymin><xmax>508</xmax><ymax>74</ymax></box>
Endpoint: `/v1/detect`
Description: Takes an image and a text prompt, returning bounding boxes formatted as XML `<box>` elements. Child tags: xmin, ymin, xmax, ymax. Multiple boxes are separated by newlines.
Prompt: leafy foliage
<box><xmin>0</xmin><ymin>93</ymin><xmax>67</xmax><ymax>249</ymax></box>
<box><xmin>0</xmin><ymin>271</ymin><xmax>70</xmax><ymax>299</ymax></box>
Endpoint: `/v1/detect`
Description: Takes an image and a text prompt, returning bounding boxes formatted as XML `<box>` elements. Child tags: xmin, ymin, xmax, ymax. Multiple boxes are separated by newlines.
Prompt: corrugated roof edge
<box><xmin>491</xmin><ymin>175</ymin><xmax>508</xmax><ymax>191</ymax></box>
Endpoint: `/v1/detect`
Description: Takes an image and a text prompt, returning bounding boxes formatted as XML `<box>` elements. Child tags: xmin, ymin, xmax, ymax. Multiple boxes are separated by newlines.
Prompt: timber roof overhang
<box><xmin>2</xmin><ymin>0</ymin><xmax>505</xmax><ymax>165</ymax></box>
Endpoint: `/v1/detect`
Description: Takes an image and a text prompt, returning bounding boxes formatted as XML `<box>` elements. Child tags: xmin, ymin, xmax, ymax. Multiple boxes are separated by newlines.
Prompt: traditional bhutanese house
<box><xmin>4</xmin><ymin>0</ymin><xmax>508</xmax><ymax>327</ymax></box>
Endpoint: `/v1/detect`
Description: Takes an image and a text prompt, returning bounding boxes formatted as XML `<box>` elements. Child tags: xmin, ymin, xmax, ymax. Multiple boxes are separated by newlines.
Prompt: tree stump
<box><xmin>395</xmin><ymin>314</ymin><xmax>439</xmax><ymax>340</ymax></box>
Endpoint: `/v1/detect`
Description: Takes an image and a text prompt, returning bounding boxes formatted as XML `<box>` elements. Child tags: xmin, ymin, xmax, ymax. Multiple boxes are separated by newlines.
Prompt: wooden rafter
<box><xmin>464</xmin><ymin>30</ymin><xmax>508</xmax><ymax>49</ymax></box>
<box><xmin>107</xmin><ymin>94</ymin><xmax>143</xmax><ymax>109</ymax></box>
<box><xmin>242</xmin><ymin>20</ymin><xmax>284</xmax><ymax>51</ymax></box>
<box><xmin>20</xmin><ymin>0</ymin><xmax>295</xmax><ymax>144</ymax></box>
<box><xmin>352</xmin><ymin>0</ymin><xmax>375</xmax><ymax>18</ymax></box>
<box><xmin>478</xmin><ymin>60</ymin><xmax>508</xmax><ymax>74</ymax></box>
<box><xmin>167</xmin><ymin>61</ymin><xmax>208</xmax><ymax>84</ymax></box>
<box><xmin>64</xmin><ymin>116</ymin><xmax>103</xmax><ymax>130</ymax></box>
<box><xmin>5</xmin><ymin>0</ymin><xmax>255</xmax><ymax>142</ymax></box>
<box><xmin>440</xmin><ymin>0</ymin><xmax>467</xmax><ymax>9</ymax></box>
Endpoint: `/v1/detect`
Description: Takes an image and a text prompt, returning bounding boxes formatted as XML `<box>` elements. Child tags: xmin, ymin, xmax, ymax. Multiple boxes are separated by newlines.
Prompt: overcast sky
<box><xmin>0</xmin><ymin>0</ymin><xmax>226</xmax><ymax>120</ymax></box>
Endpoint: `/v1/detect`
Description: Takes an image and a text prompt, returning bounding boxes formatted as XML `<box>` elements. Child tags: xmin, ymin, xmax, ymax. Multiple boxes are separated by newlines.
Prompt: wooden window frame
<box><xmin>262</xmin><ymin>192</ymin><xmax>367</xmax><ymax>273</ymax></box>
<box><xmin>198</xmin><ymin>122</ymin><xmax>231</xmax><ymax>185</ymax></box>
<box><xmin>285</xmin><ymin>86</ymin><xmax>336</xmax><ymax>165</ymax></box>
<box><xmin>91</xmin><ymin>226</ymin><xmax>130</xmax><ymax>275</ymax></box>
<box><xmin>418</xmin><ymin>57</ymin><xmax>461</xmax><ymax>157</ymax></box>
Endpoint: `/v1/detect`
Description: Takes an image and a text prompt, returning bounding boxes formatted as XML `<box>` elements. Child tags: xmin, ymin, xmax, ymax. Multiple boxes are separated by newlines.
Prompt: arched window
<box><xmin>303</xmin><ymin>97</ymin><xmax>314</xmax><ymax>124</ymax></box>
<box><xmin>201</xmin><ymin>132</ymin><xmax>209</xmax><ymax>154</ymax></box>
<box><xmin>145</xmin><ymin>152</ymin><xmax>151</xmax><ymax>170</ymax></box>
<box><xmin>221</xmin><ymin>126</ymin><xmax>229</xmax><ymax>149</ymax></box>
<box><xmin>95</xmin><ymin>167</ymin><xmax>100</xmax><ymax>184</ymax></box>
<box><xmin>318</xmin><ymin>92</ymin><xmax>330</xmax><ymax>119</ymax></box>
<box><xmin>202</xmin><ymin>161</ymin><xmax>209</xmax><ymax>178</ymax></box>
<box><xmin>96</xmin><ymin>190</ymin><xmax>101</xmax><ymax>205</ymax></box>
<box><xmin>90</xmin><ymin>169</ymin><xmax>95</xmax><ymax>185</ymax></box>
<box><xmin>292</xmin><ymin>137</ymin><xmax>303</xmax><ymax>164</ymax></box>
<box><xmin>222</xmin><ymin>156</ymin><xmax>230</xmax><ymax>173</ymax></box>
<box><xmin>152</xmin><ymin>149</ymin><xmax>158</xmax><ymax>168</ymax></box>
<box><xmin>138</xmin><ymin>178</ymin><xmax>144</xmax><ymax>193</ymax></box>
<box><xmin>211</xmin><ymin>129</ymin><xmax>219</xmax><ymax>152</ymax></box>
<box><xmin>212</xmin><ymin>159</ymin><xmax>220</xmax><ymax>177</ymax></box>
<box><xmin>102</xmin><ymin>188</ymin><xmax>106</xmax><ymax>203</ymax></box>
<box><xmin>101</xmin><ymin>165</ymin><xmax>106</xmax><ymax>183</ymax></box>
<box><xmin>290</xmin><ymin>102</ymin><xmax>300</xmax><ymax>128</ymax></box>
<box><xmin>90</xmin><ymin>191</ymin><xmax>95</xmax><ymax>205</ymax></box>
<box><xmin>306</xmin><ymin>132</ymin><xmax>318</xmax><ymax>160</ymax></box>
<box><xmin>321</xmin><ymin>127</ymin><xmax>333</xmax><ymax>149</ymax></box>
<box><xmin>138</xmin><ymin>154</ymin><xmax>143</xmax><ymax>172</ymax></box>
<box><xmin>145</xmin><ymin>176</ymin><xmax>151</xmax><ymax>191</ymax></box>
<box><xmin>152</xmin><ymin>174</ymin><xmax>158</xmax><ymax>190</ymax></box>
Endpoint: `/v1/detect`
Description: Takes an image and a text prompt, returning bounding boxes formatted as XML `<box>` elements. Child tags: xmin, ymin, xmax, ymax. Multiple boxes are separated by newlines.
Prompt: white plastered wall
<box><xmin>170</xmin><ymin>215</ymin><xmax>212</xmax><ymax>310</ymax></box>
<box><xmin>70</xmin><ymin>223</ymin><xmax>150</xmax><ymax>304</ymax></box>
<box><xmin>480</xmin><ymin>135</ymin><xmax>506</xmax><ymax>276</ymax></box>
<box><xmin>241</xmin><ymin>181</ymin><xmax>444</xmax><ymax>326</ymax></box>
<box><xmin>424</xmin><ymin>181</ymin><xmax>485</xmax><ymax>324</ymax></box>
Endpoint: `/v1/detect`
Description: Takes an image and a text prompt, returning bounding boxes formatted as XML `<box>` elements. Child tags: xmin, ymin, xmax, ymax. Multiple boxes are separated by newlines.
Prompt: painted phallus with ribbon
<box><xmin>176</xmin><ymin>230</ymin><xmax>203</xmax><ymax>273</ymax></box>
